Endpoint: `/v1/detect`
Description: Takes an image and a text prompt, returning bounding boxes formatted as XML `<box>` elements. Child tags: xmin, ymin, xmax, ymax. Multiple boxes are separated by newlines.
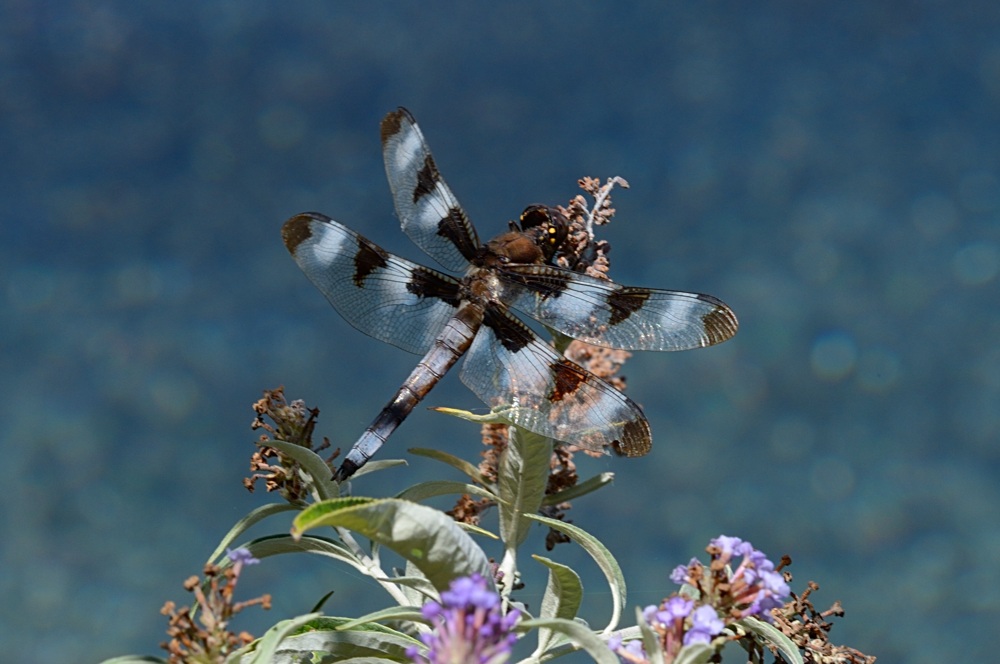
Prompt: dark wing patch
<box><xmin>549</xmin><ymin>361</ymin><xmax>588</xmax><ymax>402</ymax></box>
<box><xmin>481</xmin><ymin>307</ymin><xmax>532</xmax><ymax>354</ymax></box>
<box><xmin>282</xmin><ymin>212</ymin><xmax>461</xmax><ymax>355</ymax></box>
<box><xmin>606</xmin><ymin>288</ymin><xmax>651</xmax><ymax>326</ymax></box>
<box><xmin>408</xmin><ymin>266</ymin><xmax>462</xmax><ymax>308</ymax></box>
<box><xmin>353</xmin><ymin>239</ymin><xmax>389</xmax><ymax>287</ymax></box>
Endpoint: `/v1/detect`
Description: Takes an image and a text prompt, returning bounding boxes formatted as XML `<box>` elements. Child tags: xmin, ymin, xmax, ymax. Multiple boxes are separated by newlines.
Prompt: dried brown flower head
<box><xmin>160</xmin><ymin>550</ymin><xmax>271</xmax><ymax>663</ymax></box>
<box><xmin>244</xmin><ymin>386</ymin><xmax>337</xmax><ymax>503</ymax></box>
<box><xmin>769</xmin><ymin>572</ymin><xmax>877</xmax><ymax>664</ymax></box>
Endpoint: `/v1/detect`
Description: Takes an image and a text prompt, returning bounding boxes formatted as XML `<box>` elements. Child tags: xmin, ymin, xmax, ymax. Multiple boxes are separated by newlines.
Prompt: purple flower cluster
<box><xmin>610</xmin><ymin>535</ymin><xmax>790</xmax><ymax>663</ymax></box>
<box><xmin>407</xmin><ymin>574</ymin><xmax>520</xmax><ymax>664</ymax></box>
<box><xmin>671</xmin><ymin>535</ymin><xmax>790</xmax><ymax>623</ymax></box>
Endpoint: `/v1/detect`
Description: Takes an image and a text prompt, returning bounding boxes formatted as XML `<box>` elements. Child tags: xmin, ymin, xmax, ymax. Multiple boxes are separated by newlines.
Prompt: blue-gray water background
<box><xmin>3</xmin><ymin>3</ymin><xmax>998</xmax><ymax>662</ymax></box>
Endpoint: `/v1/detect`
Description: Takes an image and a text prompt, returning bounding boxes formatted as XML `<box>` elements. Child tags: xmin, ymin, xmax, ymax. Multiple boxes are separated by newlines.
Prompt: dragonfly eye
<box><xmin>519</xmin><ymin>205</ymin><xmax>569</xmax><ymax>264</ymax></box>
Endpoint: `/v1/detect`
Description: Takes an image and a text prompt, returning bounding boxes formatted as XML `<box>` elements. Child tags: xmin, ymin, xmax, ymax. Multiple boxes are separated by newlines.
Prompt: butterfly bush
<box><xmin>406</xmin><ymin>574</ymin><xmax>520</xmax><ymax>664</ymax></box>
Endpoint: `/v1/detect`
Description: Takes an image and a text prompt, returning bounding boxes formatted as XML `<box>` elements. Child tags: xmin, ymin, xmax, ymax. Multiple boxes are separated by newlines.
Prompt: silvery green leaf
<box><xmin>291</xmin><ymin>497</ymin><xmax>493</xmax><ymax>592</ymax></box>
<box><xmin>498</xmin><ymin>427</ymin><xmax>552</xmax><ymax>548</ymax></box>
<box><xmin>244</xmin><ymin>616</ymin><xmax>418</xmax><ymax>663</ymax></box>
<box><xmin>206</xmin><ymin>503</ymin><xmax>300</xmax><ymax>566</ymax></box>
<box><xmin>235</xmin><ymin>612</ymin><xmax>321</xmax><ymax>664</ymax></box>
<box><xmin>531</xmin><ymin>555</ymin><xmax>583</xmax><ymax>655</ymax></box>
<box><xmin>540</xmin><ymin>472</ymin><xmax>614</xmax><ymax>506</ymax></box>
<box><xmin>672</xmin><ymin>643</ymin><xmax>714</xmax><ymax>664</ymax></box>
<box><xmin>407</xmin><ymin>447</ymin><xmax>487</xmax><ymax>483</ymax></box>
<box><xmin>395</xmin><ymin>480</ymin><xmax>498</xmax><ymax>503</ymax></box>
<box><xmin>334</xmin><ymin>605</ymin><xmax>425</xmax><ymax>631</ymax></box>
<box><xmin>265</xmin><ymin>439</ymin><xmax>339</xmax><ymax>500</ymax></box>
<box><xmin>235</xmin><ymin>533</ymin><xmax>361</xmax><ymax>568</ymax></box>
<box><xmin>516</xmin><ymin>618</ymin><xmax>618</xmax><ymax>664</ymax></box>
<box><xmin>525</xmin><ymin>514</ymin><xmax>626</xmax><ymax>634</ymax></box>
<box><xmin>737</xmin><ymin>616</ymin><xmax>804</xmax><ymax>664</ymax></box>
<box><xmin>349</xmin><ymin>458</ymin><xmax>408</xmax><ymax>480</ymax></box>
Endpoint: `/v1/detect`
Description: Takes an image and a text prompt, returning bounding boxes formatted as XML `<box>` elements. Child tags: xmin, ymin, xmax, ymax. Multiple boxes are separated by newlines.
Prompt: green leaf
<box><xmin>97</xmin><ymin>657</ymin><xmax>167</xmax><ymax>664</ymax></box>
<box><xmin>738</xmin><ymin>616</ymin><xmax>804</xmax><ymax>664</ymax></box>
<box><xmin>264</xmin><ymin>439</ymin><xmax>339</xmax><ymax>501</ymax></box>
<box><xmin>257</xmin><ymin>616</ymin><xmax>420</xmax><ymax>663</ymax></box>
<box><xmin>497</xmin><ymin>428</ymin><xmax>552</xmax><ymax>548</ymax></box>
<box><xmin>525</xmin><ymin>514</ymin><xmax>626</xmax><ymax>634</ymax></box>
<box><xmin>291</xmin><ymin>497</ymin><xmax>493</xmax><ymax>592</ymax></box>
<box><xmin>407</xmin><ymin>447</ymin><xmax>486</xmax><ymax>483</ymax></box>
<box><xmin>236</xmin><ymin>533</ymin><xmax>361</xmax><ymax>568</ymax></box>
<box><xmin>206</xmin><ymin>502</ymin><xmax>300</xmax><ymax>566</ymax></box>
<box><xmin>395</xmin><ymin>480</ymin><xmax>497</xmax><ymax>503</ymax></box>
<box><xmin>516</xmin><ymin>618</ymin><xmax>619</xmax><ymax>664</ymax></box>
<box><xmin>540</xmin><ymin>471</ymin><xmax>614</xmax><ymax>506</ymax></box>
<box><xmin>349</xmin><ymin>458</ymin><xmax>408</xmax><ymax>480</ymax></box>
<box><xmin>531</xmin><ymin>555</ymin><xmax>583</xmax><ymax>656</ymax></box>
<box><xmin>235</xmin><ymin>612</ymin><xmax>322</xmax><ymax>664</ymax></box>
<box><xmin>672</xmin><ymin>643</ymin><xmax>715</xmax><ymax>664</ymax></box>
<box><xmin>334</xmin><ymin>605</ymin><xmax>425</xmax><ymax>631</ymax></box>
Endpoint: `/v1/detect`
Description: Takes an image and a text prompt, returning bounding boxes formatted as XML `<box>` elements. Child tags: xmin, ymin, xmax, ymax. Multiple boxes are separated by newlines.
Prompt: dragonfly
<box><xmin>282</xmin><ymin>108</ymin><xmax>738</xmax><ymax>481</ymax></box>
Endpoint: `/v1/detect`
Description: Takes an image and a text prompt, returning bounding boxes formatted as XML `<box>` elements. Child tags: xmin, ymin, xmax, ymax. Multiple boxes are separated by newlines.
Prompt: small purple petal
<box><xmin>661</xmin><ymin>596</ymin><xmax>694</xmax><ymax>621</ymax></box>
<box><xmin>409</xmin><ymin>574</ymin><xmax>518</xmax><ymax>664</ymax></box>
<box><xmin>684</xmin><ymin>613</ymin><xmax>724</xmax><ymax>645</ymax></box>
<box><xmin>670</xmin><ymin>558</ymin><xmax>700</xmax><ymax>585</ymax></box>
<box><xmin>226</xmin><ymin>547</ymin><xmax>260</xmax><ymax>566</ymax></box>
<box><xmin>642</xmin><ymin>604</ymin><xmax>658</xmax><ymax>622</ymax></box>
<box><xmin>760</xmin><ymin>570</ymin><xmax>790</xmax><ymax>597</ymax></box>
<box><xmin>710</xmin><ymin>535</ymin><xmax>743</xmax><ymax>555</ymax></box>
<box><xmin>687</xmin><ymin>605</ymin><xmax>724</xmax><ymax>639</ymax></box>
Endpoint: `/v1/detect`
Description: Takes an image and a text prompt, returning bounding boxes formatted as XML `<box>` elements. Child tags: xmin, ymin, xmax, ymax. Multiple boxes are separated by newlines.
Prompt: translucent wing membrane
<box><xmin>459</xmin><ymin>309</ymin><xmax>651</xmax><ymax>457</ymax></box>
<box><xmin>282</xmin><ymin>212</ymin><xmax>461</xmax><ymax>355</ymax></box>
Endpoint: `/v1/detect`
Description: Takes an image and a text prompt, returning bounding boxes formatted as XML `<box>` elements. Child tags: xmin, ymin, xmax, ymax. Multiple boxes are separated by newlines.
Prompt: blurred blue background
<box><xmin>3</xmin><ymin>2</ymin><xmax>998</xmax><ymax>662</ymax></box>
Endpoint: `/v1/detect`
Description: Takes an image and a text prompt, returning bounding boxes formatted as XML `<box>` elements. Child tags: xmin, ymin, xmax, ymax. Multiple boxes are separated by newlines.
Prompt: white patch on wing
<box><xmin>305</xmin><ymin>220</ymin><xmax>350</xmax><ymax>265</ymax></box>
<box><xmin>391</xmin><ymin>125</ymin><xmax>424</xmax><ymax>176</ymax></box>
<box><xmin>541</xmin><ymin>280</ymin><xmax>604</xmax><ymax>327</ymax></box>
<box><xmin>657</xmin><ymin>294</ymin><xmax>705</xmax><ymax>327</ymax></box>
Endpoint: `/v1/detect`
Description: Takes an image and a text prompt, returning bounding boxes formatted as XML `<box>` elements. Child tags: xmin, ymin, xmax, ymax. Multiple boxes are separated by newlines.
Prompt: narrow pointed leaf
<box><xmin>540</xmin><ymin>472</ymin><xmax>614</xmax><ymax>506</ymax></box>
<box><xmin>334</xmin><ymin>605</ymin><xmax>425</xmax><ymax>631</ymax></box>
<box><xmin>498</xmin><ymin>428</ymin><xmax>552</xmax><ymax>548</ymax></box>
<box><xmin>407</xmin><ymin>448</ymin><xmax>486</xmax><ymax>482</ymax></box>
<box><xmin>672</xmin><ymin>644</ymin><xmax>714</xmax><ymax>664</ymax></box>
<box><xmin>525</xmin><ymin>514</ymin><xmax>626</xmax><ymax>633</ymax></box>
<box><xmin>236</xmin><ymin>534</ymin><xmax>359</xmax><ymax>567</ymax></box>
<box><xmin>246</xmin><ymin>616</ymin><xmax>419</xmax><ymax>663</ymax></box>
<box><xmin>207</xmin><ymin>503</ymin><xmax>300</xmax><ymax>565</ymax></box>
<box><xmin>264</xmin><ymin>440</ymin><xmax>339</xmax><ymax>500</ymax></box>
<box><xmin>236</xmin><ymin>612</ymin><xmax>321</xmax><ymax>664</ymax></box>
<box><xmin>738</xmin><ymin>617</ymin><xmax>804</xmax><ymax>664</ymax></box>
<box><xmin>349</xmin><ymin>458</ymin><xmax>408</xmax><ymax>480</ymax></box>
<box><xmin>395</xmin><ymin>480</ymin><xmax>497</xmax><ymax>503</ymax></box>
<box><xmin>532</xmin><ymin>555</ymin><xmax>583</xmax><ymax>655</ymax></box>
<box><xmin>517</xmin><ymin>618</ymin><xmax>618</xmax><ymax>664</ymax></box>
